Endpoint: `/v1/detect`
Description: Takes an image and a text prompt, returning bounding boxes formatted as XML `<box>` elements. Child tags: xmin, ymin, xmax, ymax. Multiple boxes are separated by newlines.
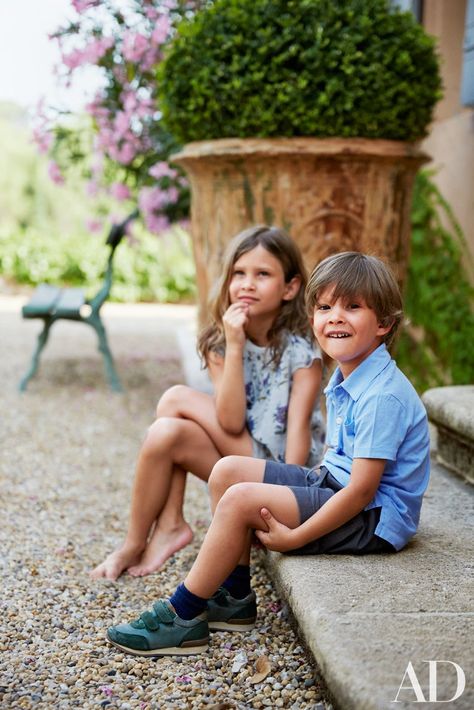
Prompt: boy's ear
<box><xmin>376</xmin><ymin>318</ymin><xmax>394</xmax><ymax>338</ymax></box>
<box><xmin>282</xmin><ymin>276</ymin><xmax>301</xmax><ymax>301</ymax></box>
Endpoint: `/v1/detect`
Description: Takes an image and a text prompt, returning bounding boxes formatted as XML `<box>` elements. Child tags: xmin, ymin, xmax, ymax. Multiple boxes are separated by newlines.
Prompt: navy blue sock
<box><xmin>222</xmin><ymin>565</ymin><xmax>251</xmax><ymax>599</ymax></box>
<box><xmin>169</xmin><ymin>583</ymin><xmax>207</xmax><ymax>620</ymax></box>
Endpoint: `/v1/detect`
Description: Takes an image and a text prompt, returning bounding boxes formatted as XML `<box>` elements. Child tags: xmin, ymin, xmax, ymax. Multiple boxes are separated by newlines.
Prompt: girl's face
<box><xmin>228</xmin><ymin>245</ymin><xmax>300</xmax><ymax>318</ymax></box>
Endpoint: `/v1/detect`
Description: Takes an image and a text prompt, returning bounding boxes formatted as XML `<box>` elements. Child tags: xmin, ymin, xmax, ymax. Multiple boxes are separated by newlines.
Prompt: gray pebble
<box><xmin>1</xmin><ymin>330</ymin><xmax>332</xmax><ymax>710</ymax></box>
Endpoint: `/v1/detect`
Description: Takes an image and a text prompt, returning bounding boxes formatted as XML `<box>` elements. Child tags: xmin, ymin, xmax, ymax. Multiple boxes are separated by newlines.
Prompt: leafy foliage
<box><xmin>0</xmin><ymin>109</ymin><xmax>96</xmax><ymax>237</ymax></box>
<box><xmin>158</xmin><ymin>0</ymin><xmax>442</xmax><ymax>143</ymax></box>
<box><xmin>397</xmin><ymin>172</ymin><xmax>474</xmax><ymax>392</ymax></box>
<box><xmin>0</xmin><ymin>225</ymin><xmax>196</xmax><ymax>304</ymax></box>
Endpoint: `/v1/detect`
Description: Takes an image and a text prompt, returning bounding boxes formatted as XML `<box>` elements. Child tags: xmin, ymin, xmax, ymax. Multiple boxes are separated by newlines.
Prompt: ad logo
<box><xmin>393</xmin><ymin>661</ymin><xmax>466</xmax><ymax>703</ymax></box>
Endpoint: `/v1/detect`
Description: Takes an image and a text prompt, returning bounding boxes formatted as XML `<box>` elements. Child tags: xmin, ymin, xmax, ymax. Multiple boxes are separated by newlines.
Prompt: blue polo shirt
<box><xmin>322</xmin><ymin>344</ymin><xmax>430</xmax><ymax>550</ymax></box>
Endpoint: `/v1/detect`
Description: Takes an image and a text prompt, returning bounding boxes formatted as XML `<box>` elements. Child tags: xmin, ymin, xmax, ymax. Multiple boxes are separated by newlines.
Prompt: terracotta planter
<box><xmin>172</xmin><ymin>137</ymin><xmax>429</xmax><ymax>322</ymax></box>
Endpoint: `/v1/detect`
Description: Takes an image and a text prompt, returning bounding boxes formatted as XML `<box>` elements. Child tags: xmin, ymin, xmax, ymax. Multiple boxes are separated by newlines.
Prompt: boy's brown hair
<box><xmin>305</xmin><ymin>252</ymin><xmax>403</xmax><ymax>347</ymax></box>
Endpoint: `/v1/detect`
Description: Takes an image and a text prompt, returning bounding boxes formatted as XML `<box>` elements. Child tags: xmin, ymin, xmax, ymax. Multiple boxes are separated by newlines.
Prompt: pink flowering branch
<box><xmin>35</xmin><ymin>0</ymin><xmax>201</xmax><ymax>234</ymax></box>
<box><xmin>48</xmin><ymin>160</ymin><xmax>65</xmax><ymax>185</ymax></box>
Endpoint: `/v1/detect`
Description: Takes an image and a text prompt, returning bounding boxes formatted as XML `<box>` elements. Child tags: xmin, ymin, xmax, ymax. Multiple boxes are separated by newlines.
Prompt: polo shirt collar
<box><xmin>324</xmin><ymin>344</ymin><xmax>391</xmax><ymax>401</ymax></box>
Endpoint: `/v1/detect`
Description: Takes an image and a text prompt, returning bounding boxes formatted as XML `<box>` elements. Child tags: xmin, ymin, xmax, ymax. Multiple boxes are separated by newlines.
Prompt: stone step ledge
<box><xmin>422</xmin><ymin>385</ymin><xmax>474</xmax><ymax>486</ymax></box>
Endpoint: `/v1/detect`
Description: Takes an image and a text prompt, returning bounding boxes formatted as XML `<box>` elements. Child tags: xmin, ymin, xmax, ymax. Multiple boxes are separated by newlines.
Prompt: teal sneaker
<box><xmin>207</xmin><ymin>588</ymin><xmax>257</xmax><ymax>631</ymax></box>
<box><xmin>106</xmin><ymin>599</ymin><xmax>209</xmax><ymax>657</ymax></box>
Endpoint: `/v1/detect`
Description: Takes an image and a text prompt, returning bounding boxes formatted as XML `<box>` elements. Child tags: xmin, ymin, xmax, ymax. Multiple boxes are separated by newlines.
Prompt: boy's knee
<box><xmin>217</xmin><ymin>482</ymin><xmax>252</xmax><ymax>517</ymax></box>
<box><xmin>209</xmin><ymin>456</ymin><xmax>242</xmax><ymax>493</ymax></box>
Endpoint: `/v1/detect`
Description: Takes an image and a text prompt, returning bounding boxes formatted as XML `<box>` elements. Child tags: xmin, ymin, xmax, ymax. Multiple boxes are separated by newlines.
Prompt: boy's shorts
<box><xmin>263</xmin><ymin>461</ymin><xmax>395</xmax><ymax>555</ymax></box>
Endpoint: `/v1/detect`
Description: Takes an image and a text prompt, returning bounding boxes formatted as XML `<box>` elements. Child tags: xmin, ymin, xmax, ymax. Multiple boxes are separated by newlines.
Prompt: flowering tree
<box><xmin>33</xmin><ymin>0</ymin><xmax>204</xmax><ymax>234</ymax></box>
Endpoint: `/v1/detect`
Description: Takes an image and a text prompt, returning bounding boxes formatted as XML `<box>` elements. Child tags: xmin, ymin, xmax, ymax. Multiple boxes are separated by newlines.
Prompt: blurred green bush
<box><xmin>0</xmin><ymin>104</ymin><xmax>196</xmax><ymax>304</ymax></box>
<box><xmin>0</xmin><ymin>225</ymin><xmax>196</xmax><ymax>304</ymax></box>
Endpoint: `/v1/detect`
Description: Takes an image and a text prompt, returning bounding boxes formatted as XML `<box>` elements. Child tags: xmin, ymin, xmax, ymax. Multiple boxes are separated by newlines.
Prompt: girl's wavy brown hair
<box><xmin>198</xmin><ymin>225</ymin><xmax>312</xmax><ymax>366</ymax></box>
<box><xmin>305</xmin><ymin>251</ymin><xmax>403</xmax><ymax>348</ymax></box>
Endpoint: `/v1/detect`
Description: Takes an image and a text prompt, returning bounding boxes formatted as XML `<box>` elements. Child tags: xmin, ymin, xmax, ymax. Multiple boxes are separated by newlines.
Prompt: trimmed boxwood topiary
<box><xmin>158</xmin><ymin>0</ymin><xmax>442</xmax><ymax>143</ymax></box>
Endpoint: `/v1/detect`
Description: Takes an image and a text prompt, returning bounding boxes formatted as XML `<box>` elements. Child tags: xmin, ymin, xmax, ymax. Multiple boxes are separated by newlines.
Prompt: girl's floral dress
<box><xmin>243</xmin><ymin>333</ymin><xmax>325</xmax><ymax>467</ymax></box>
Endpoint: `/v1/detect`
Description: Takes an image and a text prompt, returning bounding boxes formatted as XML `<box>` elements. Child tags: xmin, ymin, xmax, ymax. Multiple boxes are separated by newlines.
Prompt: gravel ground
<box><xmin>1</xmin><ymin>298</ymin><xmax>332</xmax><ymax>709</ymax></box>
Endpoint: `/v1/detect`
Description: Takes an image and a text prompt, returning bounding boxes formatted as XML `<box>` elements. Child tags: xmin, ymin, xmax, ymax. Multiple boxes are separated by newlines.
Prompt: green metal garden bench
<box><xmin>19</xmin><ymin>211</ymin><xmax>138</xmax><ymax>392</ymax></box>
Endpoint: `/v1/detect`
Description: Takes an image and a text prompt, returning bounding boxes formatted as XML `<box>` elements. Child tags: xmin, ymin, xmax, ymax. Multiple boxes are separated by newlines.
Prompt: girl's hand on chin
<box><xmin>223</xmin><ymin>303</ymin><xmax>249</xmax><ymax>348</ymax></box>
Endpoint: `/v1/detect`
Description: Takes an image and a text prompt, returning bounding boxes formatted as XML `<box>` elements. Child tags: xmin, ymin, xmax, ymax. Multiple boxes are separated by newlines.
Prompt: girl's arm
<box><xmin>285</xmin><ymin>359</ymin><xmax>322</xmax><ymax>465</ymax></box>
<box><xmin>256</xmin><ymin>457</ymin><xmax>386</xmax><ymax>551</ymax></box>
<box><xmin>206</xmin><ymin>303</ymin><xmax>249</xmax><ymax>434</ymax></box>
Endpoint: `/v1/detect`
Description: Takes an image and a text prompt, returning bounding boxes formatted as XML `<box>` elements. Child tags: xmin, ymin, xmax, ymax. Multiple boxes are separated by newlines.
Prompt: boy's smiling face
<box><xmin>312</xmin><ymin>286</ymin><xmax>393</xmax><ymax>378</ymax></box>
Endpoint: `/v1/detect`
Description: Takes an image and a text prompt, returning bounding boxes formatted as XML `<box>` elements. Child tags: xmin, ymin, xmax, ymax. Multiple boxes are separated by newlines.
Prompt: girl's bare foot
<box><xmin>90</xmin><ymin>544</ymin><xmax>143</xmax><ymax>581</ymax></box>
<box><xmin>127</xmin><ymin>523</ymin><xmax>194</xmax><ymax>577</ymax></box>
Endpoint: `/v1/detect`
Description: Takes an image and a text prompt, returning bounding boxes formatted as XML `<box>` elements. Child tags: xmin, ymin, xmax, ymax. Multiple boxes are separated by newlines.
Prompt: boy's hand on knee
<box><xmin>255</xmin><ymin>508</ymin><xmax>296</xmax><ymax>552</ymax></box>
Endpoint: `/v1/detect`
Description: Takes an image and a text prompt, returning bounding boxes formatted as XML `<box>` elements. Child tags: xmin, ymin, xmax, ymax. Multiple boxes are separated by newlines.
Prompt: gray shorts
<box><xmin>263</xmin><ymin>461</ymin><xmax>395</xmax><ymax>555</ymax></box>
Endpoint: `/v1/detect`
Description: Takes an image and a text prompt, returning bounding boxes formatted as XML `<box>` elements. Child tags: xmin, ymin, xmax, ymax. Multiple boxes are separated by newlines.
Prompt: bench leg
<box><xmin>88</xmin><ymin>315</ymin><xmax>123</xmax><ymax>392</ymax></box>
<box><xmin>19</xmin><ymin>319</ymin><xmax>53</xmax><ymax>391</ymax></box>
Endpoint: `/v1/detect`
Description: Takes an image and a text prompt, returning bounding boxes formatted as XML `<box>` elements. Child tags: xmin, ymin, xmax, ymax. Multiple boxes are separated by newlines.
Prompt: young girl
<box><xmin>91</xmin><ymin>225</ymin><xmax>325</xmax><ymax>580</ymax></box>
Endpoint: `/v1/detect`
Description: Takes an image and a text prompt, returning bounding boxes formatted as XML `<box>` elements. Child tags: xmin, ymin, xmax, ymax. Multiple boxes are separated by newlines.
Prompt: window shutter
<box><xmin>461</xmin><ymin>0</ymin><xmax>474</xmax><ymax>106</ymax></box>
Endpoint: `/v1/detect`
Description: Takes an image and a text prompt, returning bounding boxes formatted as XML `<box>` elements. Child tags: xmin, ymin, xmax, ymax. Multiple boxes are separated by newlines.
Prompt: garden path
<box><xmin>1</xmin><ymin>295</ymin><xmax>331</xmax><ymax>709</ymax></box>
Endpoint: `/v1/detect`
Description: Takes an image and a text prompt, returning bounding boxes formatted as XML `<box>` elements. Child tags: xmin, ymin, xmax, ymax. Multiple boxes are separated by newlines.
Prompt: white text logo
<box><xmin>393</xmin><ymin>661</ymin><xmax>466</xmax><ymax>703</ymax></box>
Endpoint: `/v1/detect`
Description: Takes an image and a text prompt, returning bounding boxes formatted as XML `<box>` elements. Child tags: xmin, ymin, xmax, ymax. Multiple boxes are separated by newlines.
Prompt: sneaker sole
<box><xmin>107</xmin><ymin>633</ymin><xmax>209</xmax><ymax>657</ymax></box>
<box><xmin>208</xmin><ymin>619</ymin><xmax>256</xmax><ymax>632</ymax></box>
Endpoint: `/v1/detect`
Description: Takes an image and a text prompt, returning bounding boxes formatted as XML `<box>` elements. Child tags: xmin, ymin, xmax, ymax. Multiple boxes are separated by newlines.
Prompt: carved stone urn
<box><xmin>172</xmin><ymin>137</ymin><xmax>429</xmax><ymax>322</ymax></box>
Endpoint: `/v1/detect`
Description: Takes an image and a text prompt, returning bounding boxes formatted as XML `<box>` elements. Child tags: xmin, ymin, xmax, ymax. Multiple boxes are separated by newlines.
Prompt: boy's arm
<box><xmin>255</xmin><ymin>458</ymin><xmax>386</xmax><ymax>552</ymax></box>
<box><xmin>285</xmin><ymin>360</ymin><xmax>322</xmax><ymax>465</ymax></box>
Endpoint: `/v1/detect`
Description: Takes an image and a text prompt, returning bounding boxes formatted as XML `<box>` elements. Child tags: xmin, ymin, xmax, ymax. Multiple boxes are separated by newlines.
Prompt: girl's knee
<box><xmin>142</xmin><ymin>417</ymin><xmax>182</xmax><ymax>455</ymax></box>
<box><xmin>156</xmin><ymin>384</ymin><xmax>191</xmax><ymax>417</ymax></box>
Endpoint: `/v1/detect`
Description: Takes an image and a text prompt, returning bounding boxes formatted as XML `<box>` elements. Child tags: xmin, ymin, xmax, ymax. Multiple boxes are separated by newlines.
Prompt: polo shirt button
<box><xmin>336</xmin><ymin>416</ymin><xmax>342</xmax><ymax>425</ymax></box>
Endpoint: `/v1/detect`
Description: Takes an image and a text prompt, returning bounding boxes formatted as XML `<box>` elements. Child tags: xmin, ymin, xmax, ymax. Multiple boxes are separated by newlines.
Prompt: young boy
<box><xmin>106</xmin><ymin>252</ymin><xmax>430</xmax><ymax>657</ymax></box>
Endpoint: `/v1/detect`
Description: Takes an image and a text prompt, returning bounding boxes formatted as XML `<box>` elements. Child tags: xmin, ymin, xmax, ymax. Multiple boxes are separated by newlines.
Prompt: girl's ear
<box><xmin>282</xmin><ymin>276</ymin><xmax>301</xmax><ymax>301</ymax></box>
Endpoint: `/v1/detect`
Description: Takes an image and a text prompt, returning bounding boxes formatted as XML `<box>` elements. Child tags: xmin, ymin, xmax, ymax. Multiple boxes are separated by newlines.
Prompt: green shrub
<box><xmin>0</xmin><ymin>226</ymin><xmax>196</xmax><ymax>304</ymax></box>
<box><xmin>0</xmin><ymin>111</ymin><xmax>91</xmax><ymax>238</ymax></box>
<box><xmin>158</xmin><ymin>0</ymin><xmax>442</xmax><ymax>143</ymax></box>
